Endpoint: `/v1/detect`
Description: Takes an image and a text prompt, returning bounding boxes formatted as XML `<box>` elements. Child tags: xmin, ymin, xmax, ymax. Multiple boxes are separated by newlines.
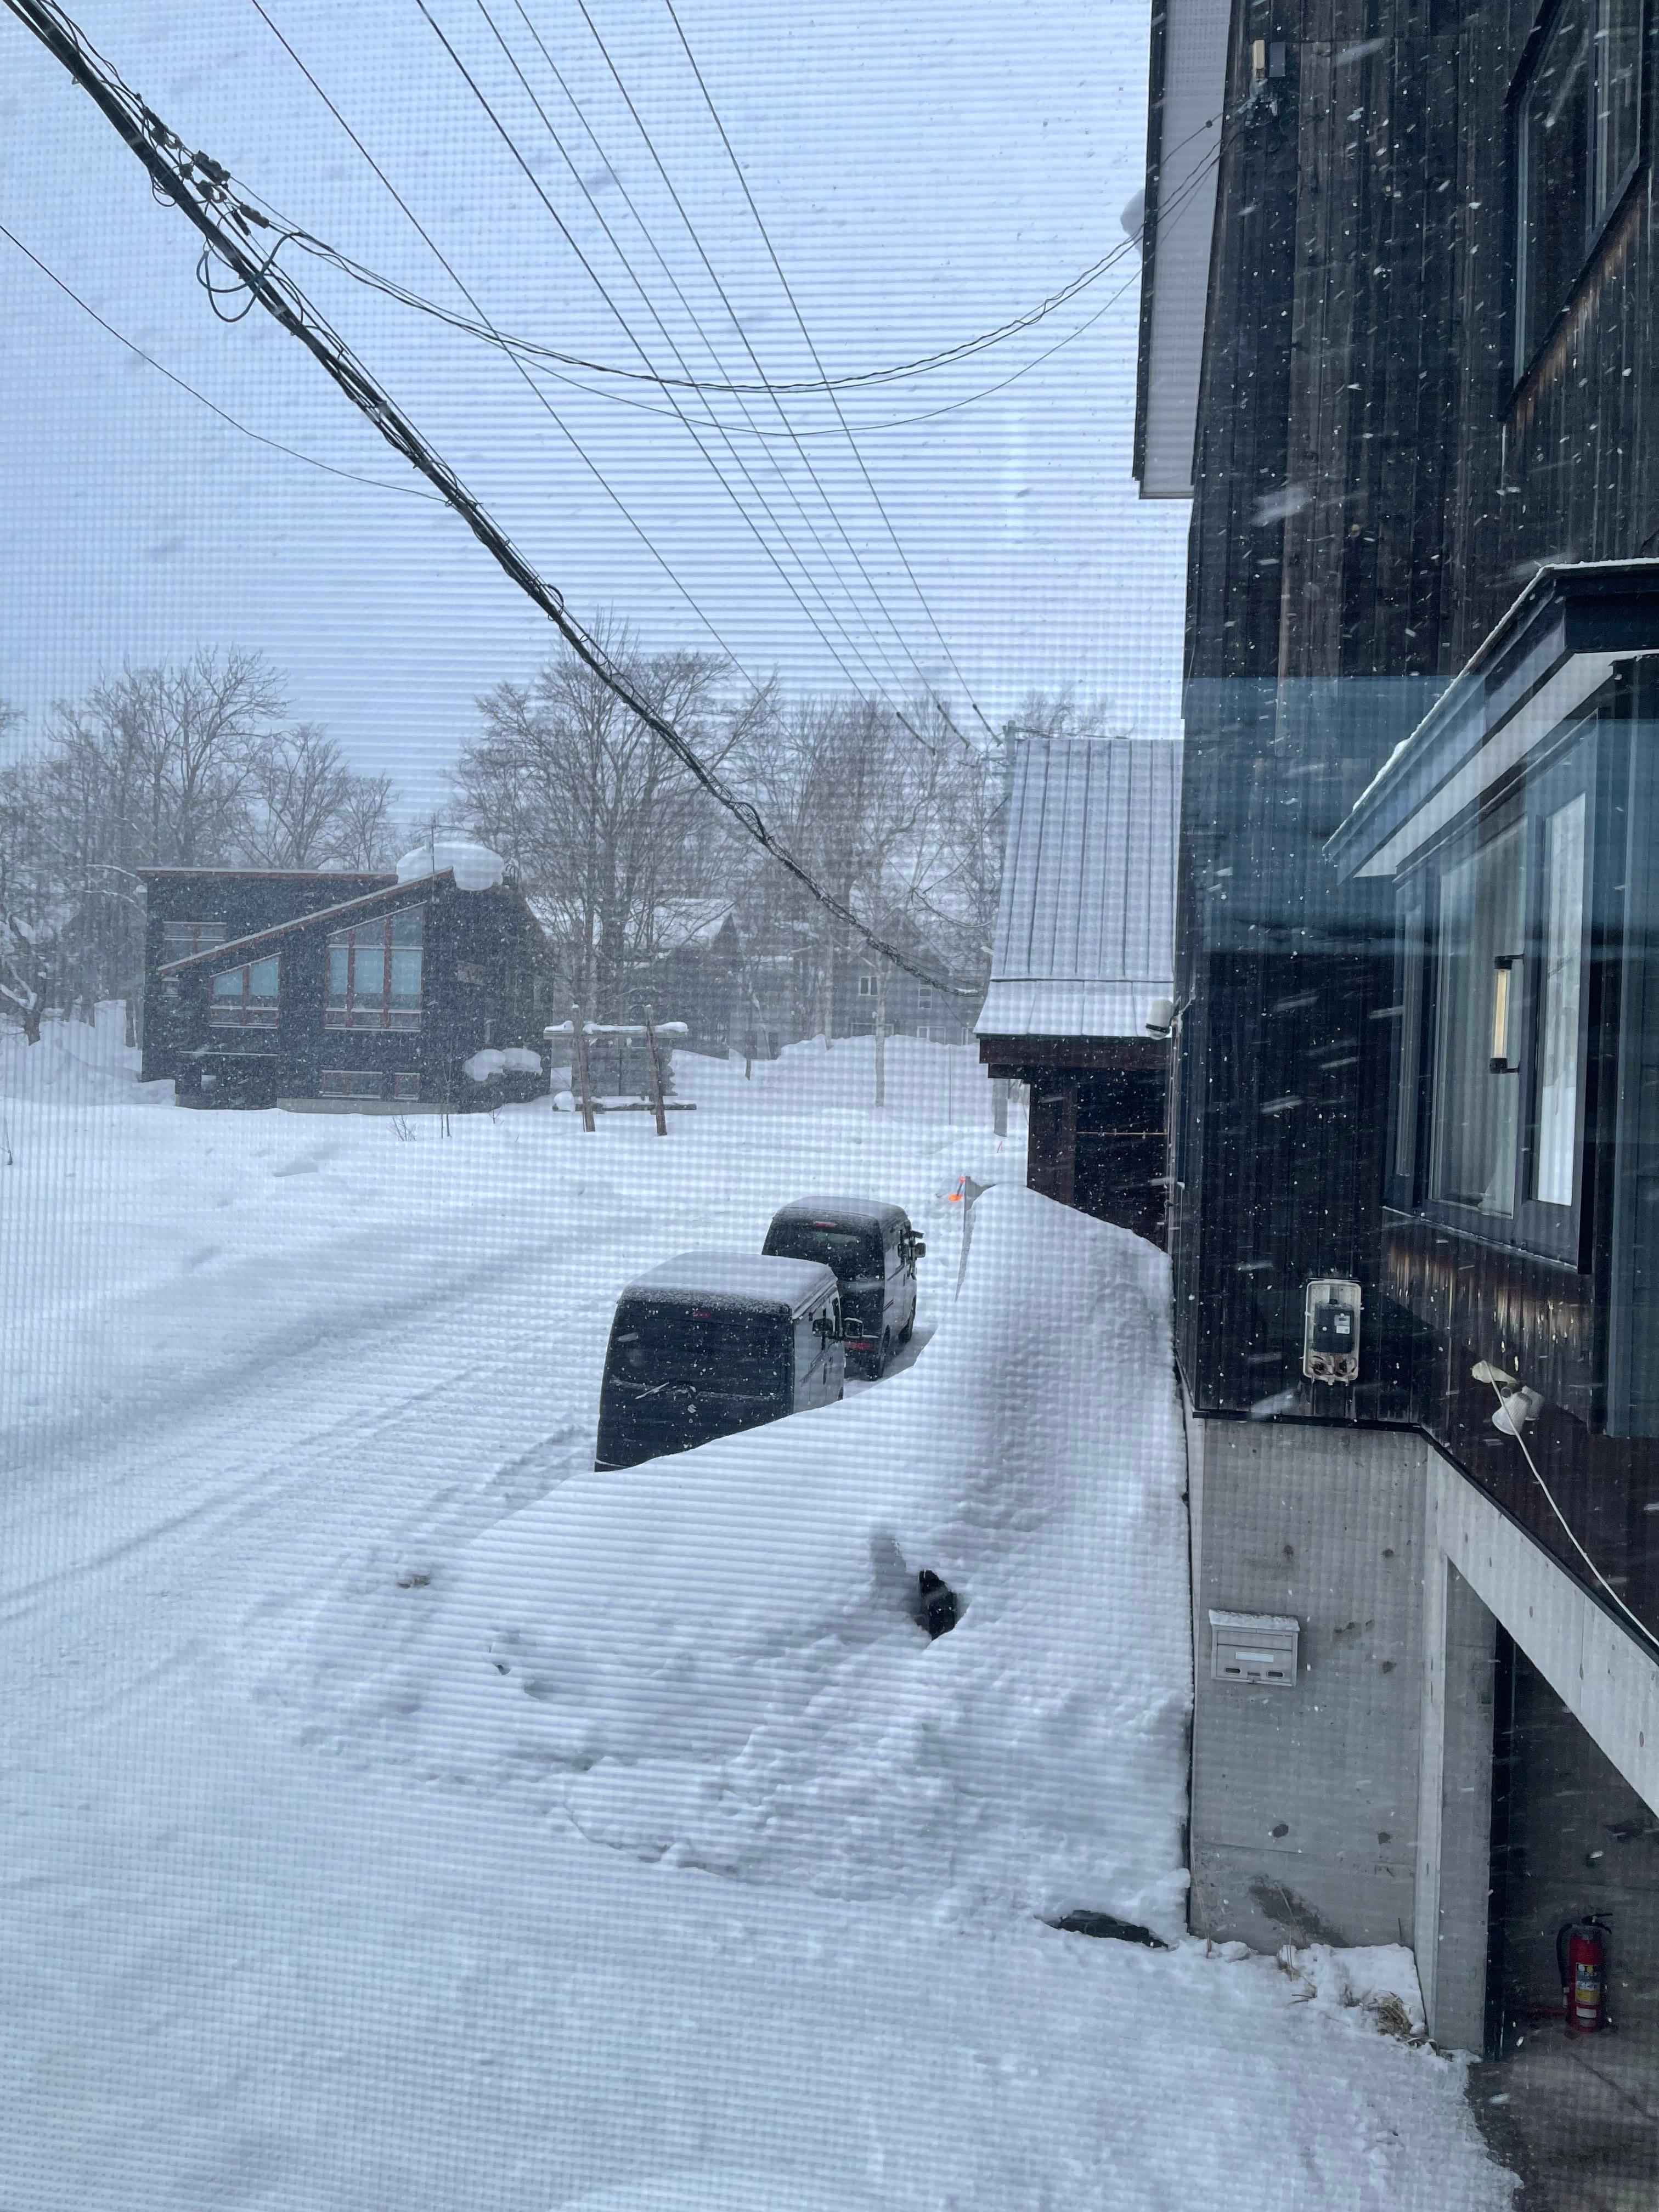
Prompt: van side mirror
<box><xmin>911</xmin><ymin>1237</ymin><xmax>926</xmax><ymax>1261</ymax></box>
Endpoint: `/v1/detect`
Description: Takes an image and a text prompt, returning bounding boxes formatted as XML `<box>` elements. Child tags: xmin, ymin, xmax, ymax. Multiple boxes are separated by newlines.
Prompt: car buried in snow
<box><xmin>594</xmin><ymin>1251</ymin><xmax>845</xmax><ymax>1471</ymax></box>
<box><xmin>761</xmin><ymin>1199</ymin><xmax>923</xmax><ymax>1379</ymax></box>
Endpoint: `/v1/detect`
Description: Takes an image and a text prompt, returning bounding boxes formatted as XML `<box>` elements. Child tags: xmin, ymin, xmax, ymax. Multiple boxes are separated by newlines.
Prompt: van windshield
<box><xmin>764</xmin><ymin>1220</ymin><xmax>883</xmax><ymax>1285</ymax></box>
<box><xmin>606</xmin><ymin>1300</ymin><xmax>789</xmax><ymax>1401</ymax></box>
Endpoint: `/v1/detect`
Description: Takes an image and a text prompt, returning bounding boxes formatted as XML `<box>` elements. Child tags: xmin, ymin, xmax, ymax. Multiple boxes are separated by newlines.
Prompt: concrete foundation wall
<box><xmin>1186</xmin><ymin>1412</ymin><xmax>1427</xmax><ymax>1953</ymax></box>
<box><xmin>1186</xmin><ymin>1409</ymin><xmax>1659</xmax><ymax>2051</ymax></box>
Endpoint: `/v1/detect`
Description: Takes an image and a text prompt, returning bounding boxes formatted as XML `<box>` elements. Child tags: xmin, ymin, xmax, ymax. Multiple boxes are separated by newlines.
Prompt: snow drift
<box><xmin>399</xmin><ymin>1183</ymin><xmax>1192</xmax><ymax>1937</ymax></box>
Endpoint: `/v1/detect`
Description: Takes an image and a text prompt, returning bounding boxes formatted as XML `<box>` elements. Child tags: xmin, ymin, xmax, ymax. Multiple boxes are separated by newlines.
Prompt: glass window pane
<box><xmin>328</xmin><ymin>941</ymin><xmax>350</xmax><ymax>1006</ymax></box>
<box><xmin>389</xmin><ymin>946</ymin><xmax>422</xmax><ymax>1007</ymax></box>
<box><xmin>1393</xmin><ymin>885</ymin><xmax>1426</xmax><ymax>1186</ymax></box>
<box><xmin>1519</xmin><ymin>0</ymin><xmax>1592</xmax><ymax>365</ymax></box>
<box><xmin>1595</xmin><ymin>0</ymin><xmax>1641</xmax><ymax>215</ymax></box>
<box><xmin>352</xmin><ymin>932</ymin><xmax>385</xmax><ymax>1009</ymax></box>
<box><xmin>1430</xmin><ymin>825</ymin><xmax>1524</xmax><ymax>1214</ymax></box>
<box><xmin>210</xmin><ymin>969</ymin><xmax>241</xmax><ymax>1002</ymax></box>
<box><xmin>390</xmin><ymin>907</ymin><xmax>424</xmax><ymax>946</ymax></box>
<box><xmin>249</xmin><ymin>958</ymin><xmax>279</xmax><ymax>1006</ymax></box>
<box><xmin>1534</xmin><ymin>793</ymin><xmax>1587</xmax><ymax>1205</ymax></box>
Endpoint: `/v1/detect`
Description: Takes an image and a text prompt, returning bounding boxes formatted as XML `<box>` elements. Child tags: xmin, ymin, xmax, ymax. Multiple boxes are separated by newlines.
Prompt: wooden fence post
<box><xmin>572</xmin><ymin>1006</ymin><xmax>596</xmax><ymax>1134</ymax></box>
<box><xmin>645</xmin><ymin>1005</ymin><xmax>668</xmax><ymax>1137</ymax></box>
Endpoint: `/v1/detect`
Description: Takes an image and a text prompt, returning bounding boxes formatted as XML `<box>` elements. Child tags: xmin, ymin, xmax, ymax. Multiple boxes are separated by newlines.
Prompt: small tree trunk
<box><xmin>644</xmin><ymin>1005</ymin><xmax>668</xmax><ymax>1137</ymax></box>
<box><xmin>873</xmin><ymin>980</ymin><xmax>887</xmax><ymax>1109</ymax></box>
<box><xmin>819</xmin><ymin>947</ymin><xmax>833</xmax><ymax>1048</ymax></box>
<box><xmin>572</xmin><ymin>1006</ymin><xmax>597</xmax><ymax>1134</ymax></box>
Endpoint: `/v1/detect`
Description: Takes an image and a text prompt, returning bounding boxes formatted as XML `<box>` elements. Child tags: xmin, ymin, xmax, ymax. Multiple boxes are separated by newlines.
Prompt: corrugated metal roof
<box><xmin>977</xmin><ymin>736</ymin><xmax>1180</xmax><ymax>1040</ymax></box>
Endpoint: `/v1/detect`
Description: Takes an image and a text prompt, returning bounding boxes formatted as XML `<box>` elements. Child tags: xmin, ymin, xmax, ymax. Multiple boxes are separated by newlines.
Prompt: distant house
<box><xmin>625</xmin><ymin>899</ymin><xmax>744</xmax><ymax>1057</ymax></box>
<box><xmin>976</xmin><ymin>737</ymin><xmax>1180</xmax><ymax>1244</ymax></box>
<box><xmin>140</xmin><ymin>841</ymin><xmax>557</xmax><ymax>1110</ymax></box>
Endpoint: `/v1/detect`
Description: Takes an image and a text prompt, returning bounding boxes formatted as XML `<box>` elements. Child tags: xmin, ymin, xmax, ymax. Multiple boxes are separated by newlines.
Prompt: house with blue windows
<box><xmin>140</xmin><ymin>840</ymin><xmax>557</xmax><ymax>1110</ymax></box>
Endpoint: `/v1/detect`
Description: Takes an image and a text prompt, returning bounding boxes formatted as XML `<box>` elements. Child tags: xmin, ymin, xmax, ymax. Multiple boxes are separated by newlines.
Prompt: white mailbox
<box><xmin>1209</xmin><ymin>1609</ymin><xmax>1299</xmax><ymax>1688</ymax></box>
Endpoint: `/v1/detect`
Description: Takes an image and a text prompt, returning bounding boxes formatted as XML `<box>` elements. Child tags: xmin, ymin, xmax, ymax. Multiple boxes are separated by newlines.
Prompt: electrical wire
<box><xmin>245</xmin><ymin>0</ymin><xmax>758</xmax><ymax>689</ymax></box>
<box><xmin>568</xmin><ymin>0</ymin><xmax>982</xmax><ymax>749</ymax></box>
<box><xmin>445</xmin><ymin>0</ymin><xmax>929</xmax><ymax>723</ymax></box>
<box><xmin>658</xmin><ymin>0</ymin><xmax>997</xmax><ymax>742</ymax></box>
<box><xmin>0</xmin><ymin>218</ymin><xmax>443</xmax><ymax>500</ymax></box>
<box><xmin>1483</xmin><ymin>1372</ymin><xmax>1659</xmax><ymax>1660</ymax></box>
<box><xmin>493</xmin><ymin>0</ymin><xmax>949</xmax><ymax>722</ymax></box>
<box><xmin>3</xmin><ymin>0</ymin><xmax>976</xmax><ymax>998</ymax></box>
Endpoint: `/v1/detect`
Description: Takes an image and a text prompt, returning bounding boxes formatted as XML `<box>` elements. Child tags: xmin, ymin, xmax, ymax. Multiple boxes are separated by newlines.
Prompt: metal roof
<box><xmin>976</xmin><ymin>736</ymin><xmax>1180</xmax><ymax>1041</ymax></box>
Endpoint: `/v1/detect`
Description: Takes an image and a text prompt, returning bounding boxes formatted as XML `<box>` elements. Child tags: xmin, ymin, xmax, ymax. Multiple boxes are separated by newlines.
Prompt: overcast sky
<box><xmin>0</xmin><ymin>0</ymin><xmax>1188</xmax><ymax>814</ymax></box>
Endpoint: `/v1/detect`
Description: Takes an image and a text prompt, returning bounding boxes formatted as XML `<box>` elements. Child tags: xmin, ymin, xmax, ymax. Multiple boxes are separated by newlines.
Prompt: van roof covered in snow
<box><xmin>769</xmin><ymin>1198</ymin><xmax>910</xmax><ymax>1229</ymax></box>
<box><xmin>622</xmin><ymin>1250</ymin><xmax>838</xmax><ymax>1316</ymax></box>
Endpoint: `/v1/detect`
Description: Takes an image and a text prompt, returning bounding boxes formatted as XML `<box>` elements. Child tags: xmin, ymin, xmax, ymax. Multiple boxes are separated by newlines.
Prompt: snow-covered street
<box><xmin>1</xmin><ymin>1028</ymin><xmax>1516</xmax><ymax>2211</ymax></box>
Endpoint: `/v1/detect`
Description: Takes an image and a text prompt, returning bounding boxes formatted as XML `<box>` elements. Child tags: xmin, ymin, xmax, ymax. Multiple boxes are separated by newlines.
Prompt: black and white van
<box><xmin>761</xmin><ymin>1199</ymin><xmax>923</xmax><ymax>1378</ymax></box>
<box><xmin>595</xmin><ymin>1250</ymin><xmax>844</xmax><ymax>1470</ymax></box>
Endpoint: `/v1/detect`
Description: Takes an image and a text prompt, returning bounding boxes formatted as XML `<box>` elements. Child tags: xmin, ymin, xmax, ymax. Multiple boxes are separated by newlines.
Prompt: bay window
<box><xmin>1389</xmin><ymin>731</ymin><xmax>1596</xmax><ymax>1260</ymax></box>
<box><xmin>326</xmin><ymin>906</ymin><xmax>424</xmax><ymax>1030</ymax></box>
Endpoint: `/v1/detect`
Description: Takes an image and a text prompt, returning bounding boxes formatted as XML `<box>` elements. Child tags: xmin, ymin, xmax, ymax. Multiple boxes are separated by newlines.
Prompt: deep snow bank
<box><xmin>404</xmin><ymin>1184</ymin><xmax>1192</xmax><ymax>1936</ymax></box>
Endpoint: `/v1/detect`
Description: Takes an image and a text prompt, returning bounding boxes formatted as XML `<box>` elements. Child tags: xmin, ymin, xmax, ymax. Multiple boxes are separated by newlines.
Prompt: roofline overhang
<box><xmin>159</xmin><ymin>871</ymin><xmax>456</xmax><ymax>974</ymax></box>
<box><xmin>1327</xmin><ymin>561</ymin><xmax>1659</xmax><ymax>881</ymax></box>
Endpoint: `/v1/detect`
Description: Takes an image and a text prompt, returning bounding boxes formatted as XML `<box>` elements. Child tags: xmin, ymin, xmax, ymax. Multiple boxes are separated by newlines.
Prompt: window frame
<box><xmin>206</xmin><ymin>954</ymin><xmax>281</xmax><ymax>1030</ymax></box>
<box><xmin>1387</xmin><ymin>721</ymin><xmax>1601</xmax><ymax>1266</ymax></box>
<box><xmin>160</xmin><ymin>919</ymin><xmax>226</xmax><ymax>967</ymax></box>
<box><xmin>319</xmin><ymin>1069</ymin><xmax>383</xmax><ymax>1099</ymax></box>
<box><xmin>1511</xmin><ymin>0</ymin><xmax>1647</xmax><ymax>385</ymax></box>
<box><xmin>325</xmin><ymin>904</ymin><xmax>425</xmax><ymax>1032</ymax></box>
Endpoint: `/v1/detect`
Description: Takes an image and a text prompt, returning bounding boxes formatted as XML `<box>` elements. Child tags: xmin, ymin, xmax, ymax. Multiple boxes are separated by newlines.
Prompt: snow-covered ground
<box><xmin>1</xmin><ymin>1022</ymin><xmax>1516</xmax><ymax>2211</ymax></box>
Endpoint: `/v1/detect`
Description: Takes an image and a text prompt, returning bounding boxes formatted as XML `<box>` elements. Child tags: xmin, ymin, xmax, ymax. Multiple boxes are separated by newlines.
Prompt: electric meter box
<box><xmin>1303</xmin><ymin>1277</ymin><xmax>1362</xmax><ymax>1384</ymax></box>
<box><xmin>1209</xmin><ymin>1610</ymin><xmax>1300</xmax><ymax>1688</ymax></box>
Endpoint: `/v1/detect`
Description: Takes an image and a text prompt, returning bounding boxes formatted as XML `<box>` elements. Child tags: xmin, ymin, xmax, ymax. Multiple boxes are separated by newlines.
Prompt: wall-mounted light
<box><xmin>1489</xmin><ymin>955</ymin><xmax>1522</xmax><ymax>1072</ymax></box>
<box><xmin>1145</xmin><ymin>996</ymin><xmax>1176</xmax><ymax>1039</ymax></box>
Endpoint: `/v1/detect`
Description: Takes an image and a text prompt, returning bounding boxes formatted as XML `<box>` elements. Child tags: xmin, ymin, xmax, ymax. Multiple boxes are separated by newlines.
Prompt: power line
<box><xmin>0</xmin><ymin>218</ymin><xmax>443</xmax><ymax>501</ymax></box>
<box><xmin>2</xmin><ymin>0</ymin><xmax>976</xmax><ymax>998</ymax></box>
<box><xmin>567</xmin><ymin>0</ymin><xmax>981</xmax><ymax>755</ymax></box>
<box><xmin>658</xmin><ymin>0</ymin><xmax>998</xmax><ymax>742</ymax></box>
<box><xmin>433</xmin><ymin>0</ymin><xmax>928</xmax><ymax>721</ymax></box>
<box><xmin>245</xmin><ymin>0</ymin><xmax>758</xmax><ymax>688</ymax></box>
<box><xmin>493</xmin><ymin>0</ymin><xmax>944</xmax><ymax>720</ymax></box>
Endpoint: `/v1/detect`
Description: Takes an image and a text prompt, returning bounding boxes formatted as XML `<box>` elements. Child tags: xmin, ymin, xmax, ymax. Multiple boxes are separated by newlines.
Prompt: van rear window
<box><xmin>764</xmin><ymin>1221</ymin><xmax>882</xmax><ymax>1282</ymax></box>
<box><xmin>607</xmin><ymin>1301</ymin><xmax>788</xmax><ymax>1398</ymax></box>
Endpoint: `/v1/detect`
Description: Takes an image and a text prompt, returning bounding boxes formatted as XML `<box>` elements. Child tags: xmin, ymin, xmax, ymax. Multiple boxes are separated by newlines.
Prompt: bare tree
<box><xmin>453</xmin><ymin>622</ymin><xmax>757</xmax><ymax>1020</ymax></box>
<box><xmin>241</xmin><ymin>725</ymin><xmax>352</xmax><ymax>868</ymax></box>
<box><xmin>326</xmin><ymin>773</ymin><xmax>399</xmax><ymax>870</ymax></box>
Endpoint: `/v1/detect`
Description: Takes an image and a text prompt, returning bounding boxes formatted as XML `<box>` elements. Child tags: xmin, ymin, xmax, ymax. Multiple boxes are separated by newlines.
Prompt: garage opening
<box><xmin>1473</xmin><ymin>1629</ymin><xmax>1659</xmax><ymax>2206</ymax></box>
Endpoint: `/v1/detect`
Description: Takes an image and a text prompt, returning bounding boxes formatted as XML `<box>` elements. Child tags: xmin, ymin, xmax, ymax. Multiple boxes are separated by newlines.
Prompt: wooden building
<box><xmin>141</xmin><ymin>843</ymin><xmax>556</xmax><ymax>1110</ymax></box>
<box><xmin>976</xmin><ymin>736</ymin><xmax>1179</xmax><ymax>1245</ymax></box>
<box><xmin>1137</xmin><ymin>0</ymin><xmax>1659</xmax><ymax>2101</ymax></box>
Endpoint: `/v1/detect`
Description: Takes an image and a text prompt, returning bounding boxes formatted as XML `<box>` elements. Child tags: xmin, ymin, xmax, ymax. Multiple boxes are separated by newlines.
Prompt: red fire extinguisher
<box><xmin>1557</xmin><ymin>1916</ymin><xmax>1611</xmax><ymax>2034</ymax></box>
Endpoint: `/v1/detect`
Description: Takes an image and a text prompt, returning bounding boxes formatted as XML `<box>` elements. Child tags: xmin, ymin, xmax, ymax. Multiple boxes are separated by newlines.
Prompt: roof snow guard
<box><xmin>1328</xmin><ymin>562</ymin><xmax>1659</xmax><ymax>882</ymax></box>
<box><xmin>976</xmin><ymin>736</ymin><xmax>1180</xmax><ymax>1041</ymax></box>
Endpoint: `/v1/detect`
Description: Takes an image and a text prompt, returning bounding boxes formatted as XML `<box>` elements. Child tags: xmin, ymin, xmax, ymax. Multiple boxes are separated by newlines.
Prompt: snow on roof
<box><xmin>653</xmin><ymin>898</ymin><xmax>736</xmax><ymax>951</ymax></box>
<box><xmin>396</xmin><ymin>838</ymin><xmax>506</xmax><ymax>891</ymax></box>
<box><xmin>977</xmin><ymin>737</ymin><xmax>1179</xmax><ymax>1041</ymax></box>
<box><xmin>770</xmin><ymin>1196</ymin><xmax>909</xmax><ymax>1226</ymax></box>
<box><xmin>622</xmin><ymin>1249</ymin><xmax>837</xmax><ymax>1312</ymax></box>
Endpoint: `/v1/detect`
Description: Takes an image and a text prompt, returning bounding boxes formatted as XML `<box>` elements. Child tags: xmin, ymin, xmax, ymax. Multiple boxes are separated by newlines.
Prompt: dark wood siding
<box><xmin>1176</xmin><ymin>0</ymin><xmax>1659</xmax><ymax>1633</ymax></box>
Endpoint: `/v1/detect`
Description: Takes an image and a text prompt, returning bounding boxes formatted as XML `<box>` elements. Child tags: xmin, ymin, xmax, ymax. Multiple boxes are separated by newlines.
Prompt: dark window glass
<box><xmin>207</xmin><ymin>955</ymin><xmax>280</xmax><ymax>1028</ymax></box>
<box><xmin>319</xmin><ymin>1069</ymin><xmax>382</xmax><ymax>1098</ymax></box>
<box><xmin>161</xmin><ymin>920</ymin><xmax>225</xmax><ymax>966</ymax></box>
<box><xmin>763</xmin><ymin>1221</ymin><xmax>884</xmax><ymax>1285</ymax></box>
<box><xmin>1430</xmin><ymin>825</ymin><xmax>1524</xmax><ymax>1214</ymax></box>
<box><xmin>1515</xmin><ymin>0</ymin><xmax>1643</xmax><ymax>373</ymax></box>
<box><xmin>605</xmin><ymin>1301</ymin><xmax>790</xmax><ymax>1402</ymax></box>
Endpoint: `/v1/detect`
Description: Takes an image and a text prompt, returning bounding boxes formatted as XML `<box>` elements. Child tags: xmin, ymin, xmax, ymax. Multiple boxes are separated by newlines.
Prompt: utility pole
<box><xmin>644</xmin><ymin>1003</ymin><xmax>668</xmax><ymax>1138</ymax></box>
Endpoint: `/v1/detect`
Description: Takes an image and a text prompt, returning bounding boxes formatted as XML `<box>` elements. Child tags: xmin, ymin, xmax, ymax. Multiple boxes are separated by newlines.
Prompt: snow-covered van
<box><xmin>594</xmin><ymin>1251</ymin><xmax>845</xmax><ymax>1471</ymax></box>
<box><xmin>761</xmin><ymin>1199</ymin><xmax>923</xmax><ymax>1378</ymax></box>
